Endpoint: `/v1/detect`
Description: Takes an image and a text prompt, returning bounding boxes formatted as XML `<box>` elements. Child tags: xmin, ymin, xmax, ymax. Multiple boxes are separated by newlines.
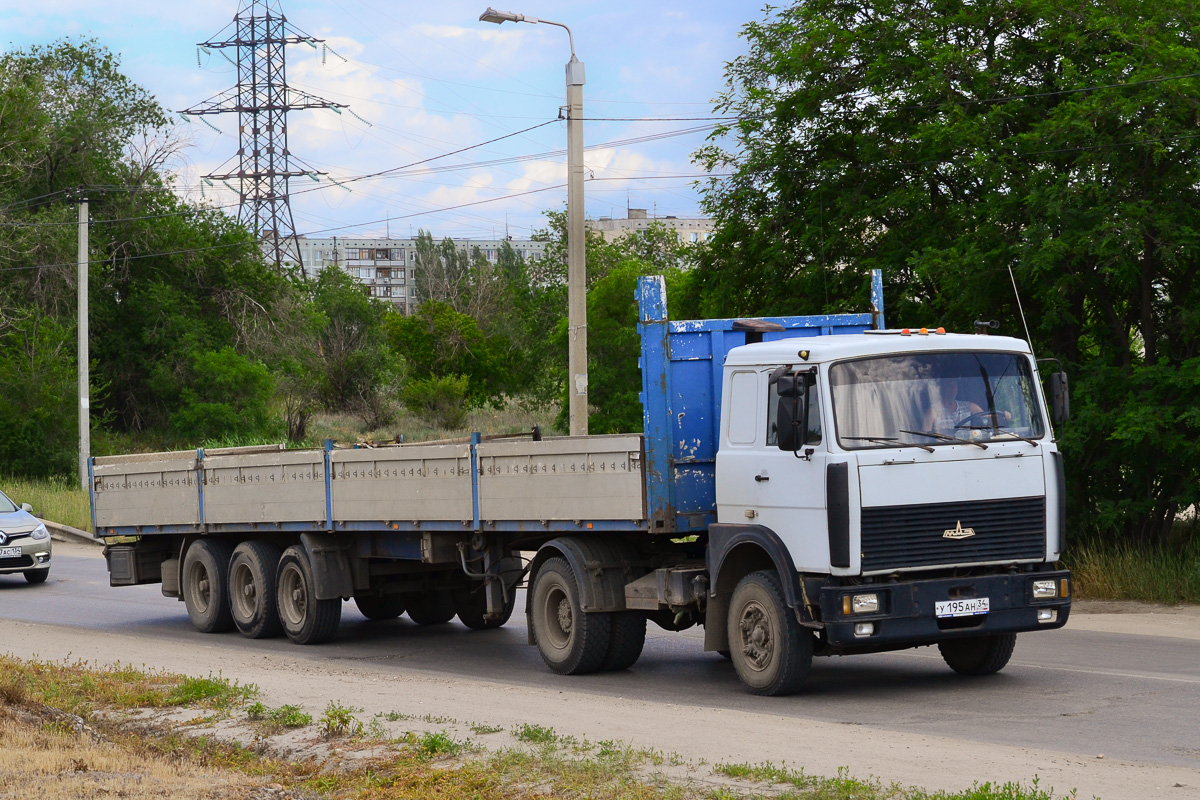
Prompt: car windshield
<box><xmin>829</xmin><ymin>351</ymin><xmax>1045</xmax><ymax>449</ymax></box>
<box><xmin>0</xmin><ymin>489</ymin><xmax>17</xmax><ymax>514</ymax></box>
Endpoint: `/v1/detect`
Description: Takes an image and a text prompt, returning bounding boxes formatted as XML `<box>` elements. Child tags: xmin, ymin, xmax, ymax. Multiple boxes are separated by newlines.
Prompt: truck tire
<box><xmin>530</xmin><ymin>557</ymin><xmax>611</xmax><ymax>675</ymax></box>
<box><xmin>454</xmin><ymin>585</ymin><xmax>516</xmax><ymax>630</ymax></box>
<box><xmin>228</xmin><ymin>541</ymin><xmax>283</xmax><ymax>639</ymax></box>
<box><xmin>600</xmin><ymin>611</ymin><xmax>646</xmax><ymax>671</ymax></box>
<box><xmin>182</xmin><ymin>538</ymin><xmax>235</xmax><ymax>634</ymax></box>
<box><xmin>354</xmin><ymin>594</ymin><xmax>406</xmax><ymax>621</ymax></box>
<box><xmin>727</xmin><ymin>570</ymin><xmax>812</xmax><ymax>696</ymax></box>
<box><xmin>938</xmin><ymin>633</ymin><xmax>1017</xmax><ymax>676</ymax></box>
<box><xmin>276</xmin><ymin>545</ymin><xmax>341</xmax><ymax>644</ymax></box>
<box><xmin>403</xmin><ymin>591</ymin><xmax>457</xmax><ymax>625</ymax></box>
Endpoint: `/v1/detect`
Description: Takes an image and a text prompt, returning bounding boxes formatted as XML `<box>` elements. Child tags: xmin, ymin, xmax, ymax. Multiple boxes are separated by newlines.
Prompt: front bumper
<box><xmin>819</xmin><ymin>570</ymin><xmax>1071</xmax><ymax>648</ymax></box>
<box><xmin>0</xmin><ymin>538</ymin><xmax>52</xmax><ymax>574</ymax></box>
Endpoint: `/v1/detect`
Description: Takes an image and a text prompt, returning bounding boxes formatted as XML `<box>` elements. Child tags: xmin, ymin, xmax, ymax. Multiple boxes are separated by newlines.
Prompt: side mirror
<box><xmin>773</xmin><ymin>369</ymin><xmax>815</xmax><ymax>452</ymax></box>
<box><xmin>20</xmin><ymin>503</ymin><xmax>33</xmax><ymax>514</ymax></box>
<box><xmin>1049</xmin><ymin>372</ymin><xmax>1070</xmax><ymax>423</ymax></box>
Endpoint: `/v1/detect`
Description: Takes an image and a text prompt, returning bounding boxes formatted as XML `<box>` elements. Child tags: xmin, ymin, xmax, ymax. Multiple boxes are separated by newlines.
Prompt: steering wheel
<box><xmin>955</xmin><ymin>411</ymin><xmax>1005</xmax><ymax>429</ymax></box>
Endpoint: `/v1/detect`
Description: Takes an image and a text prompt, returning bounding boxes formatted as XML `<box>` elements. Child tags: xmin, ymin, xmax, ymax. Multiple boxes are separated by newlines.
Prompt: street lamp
<box><xmin>480</xmin><ymin>7</ymin><xmax>588</xmax><ymax>436</ymax></box>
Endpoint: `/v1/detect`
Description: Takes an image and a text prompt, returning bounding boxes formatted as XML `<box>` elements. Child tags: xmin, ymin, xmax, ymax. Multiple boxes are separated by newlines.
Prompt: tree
<box><xmin>696</xmin><ymin>0</ymin><xmax>1200</xmax><ymax>545</ymax></box>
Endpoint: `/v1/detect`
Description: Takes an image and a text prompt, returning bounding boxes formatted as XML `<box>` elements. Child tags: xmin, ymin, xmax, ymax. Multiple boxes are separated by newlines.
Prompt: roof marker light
<box><xmin>936</xmin><ymin>327</ymin><xmax>946</xmax><ymax>334</ymax></box>
<box><xmin>901</xmin><ymin>328</ymin><xmax>911</xmax><ymax>336</ymax></box>
<box><xmin>919</xmin><ymin>327</ymin><xmax>928</xmax><ymax>335</ymax></box>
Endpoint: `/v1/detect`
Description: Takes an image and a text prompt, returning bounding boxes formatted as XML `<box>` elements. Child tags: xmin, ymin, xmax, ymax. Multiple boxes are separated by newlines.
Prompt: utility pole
<box><xmin>565</xmin><ymin>53</ymin><xmax>588</xmax><ymax>436</ymax></box>
<box><xmin>478</xmin><ymin>8</ymin><xmax>588</xmax><ymax>436</ymax></box>
<box><xmin>77</xmin><ymin>198</ymin><xmax>90</xmax><ymax>490</ymax></box>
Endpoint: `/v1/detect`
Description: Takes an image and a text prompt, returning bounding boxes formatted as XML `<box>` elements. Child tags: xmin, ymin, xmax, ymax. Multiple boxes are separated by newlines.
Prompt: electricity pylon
<box><xmin>182</xmin><ymin>0</ymin><xmax>344</xmax><ymax>271</ymax></box>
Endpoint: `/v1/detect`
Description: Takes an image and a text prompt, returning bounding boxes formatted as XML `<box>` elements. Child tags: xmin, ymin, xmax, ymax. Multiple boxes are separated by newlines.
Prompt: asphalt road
<box><xmin>3</xmin><ymin>548</ymin><xmax>1198</xmax><ymax>798</ymax></box>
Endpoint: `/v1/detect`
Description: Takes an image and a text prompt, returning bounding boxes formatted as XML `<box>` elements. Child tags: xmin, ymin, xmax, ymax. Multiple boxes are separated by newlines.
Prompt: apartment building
<box><xmin>586</xmin><ymin>208</ymin><xmax>715</xmax><ymax>244</ymax></box>
<box><xmin>291</xmin><ymin>236</ymin><xmax>547</xmax><ymax>313</ymax></box>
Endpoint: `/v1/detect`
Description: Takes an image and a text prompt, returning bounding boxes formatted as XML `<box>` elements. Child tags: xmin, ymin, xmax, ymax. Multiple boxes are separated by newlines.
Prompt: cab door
<box><xmin>716</xmin><ymin>368</ymin><xmax>830</xmax><ymax>573</ymax></box>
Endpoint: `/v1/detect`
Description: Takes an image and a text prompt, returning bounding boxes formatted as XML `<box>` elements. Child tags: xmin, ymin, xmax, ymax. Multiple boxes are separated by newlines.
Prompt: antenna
<box><xmin>181</xmin><ymin>0</ymin><xmax>347</xmax><ymax>272</ymax></box>
<box><xmin>1007</xmin><ymin>263</ymin><xmax>1035</xmax><ymax>357</ymax></box>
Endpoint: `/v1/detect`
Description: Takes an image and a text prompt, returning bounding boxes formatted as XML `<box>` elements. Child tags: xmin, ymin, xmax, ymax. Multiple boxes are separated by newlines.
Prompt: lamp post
<box><xmin>480</xmin><ymin>7</ymin><xmax>588</xmax><ymax>436</ymax></box>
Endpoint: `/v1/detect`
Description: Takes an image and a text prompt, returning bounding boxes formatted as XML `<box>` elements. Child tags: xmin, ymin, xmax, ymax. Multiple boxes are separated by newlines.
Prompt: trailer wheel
<box><xmin>938</xmin><ymin>633</ymin><xmax>1017</xmax><ymax>676</ymax></box>
<box><xmin>182</xmin><ymin>538</ymin><xmax>235</xmax><ymax>634</ymax></box>
<box><xmin>276</xmin><ymin>545</ymin><xmax>341</xmax><ymax>644</ymax></box>
<box><xmin>600</xmin><ymin>611</ymin><xmax>646</xmax><ymax>671</ymax></box>
<box><xmin>403</xmin><ymin>591</ymin><xmax>457</xmax><ymax>625</ymax></box>
<box><xmin>727</xmin><ymin>570</ymin><xmax>812</xmax><ymax>696</ymax></box>
<box><xmin>228</xmin><ymin>541</ymin><xmax>283</xmax><ymax>639</ymax></box>
<box><xmin>354</xmin><ymin>594</ymin><xmax>406</xmax><ymax>621</ymax></box>
<box><xmin>454</xmin><ymin>584</ymin><xmax>516</xmax><ymax>630</ymax></box>
<box><xmin>530</xmin><ymin>557</ymin><xmax>611</xmax><ymax>675</ymax></box>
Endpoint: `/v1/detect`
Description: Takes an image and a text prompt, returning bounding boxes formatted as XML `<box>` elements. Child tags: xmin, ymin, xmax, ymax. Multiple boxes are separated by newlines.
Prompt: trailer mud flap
<box><xmin>300</xmin><ymin>533</ymin><xmax>354</xmax><ymax>600</ymax></box>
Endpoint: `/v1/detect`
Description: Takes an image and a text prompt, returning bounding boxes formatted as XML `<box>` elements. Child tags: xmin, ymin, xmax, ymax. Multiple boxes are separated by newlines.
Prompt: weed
<box><xmin>469</xmin><ymin>722</ymin><xmax>503</xmax><ymax>735</ymax></box>
<box><xmin>514</xmin><ymin>722</ymin><xmax>557</xmax><ymax>744</ymax></box>
<box><xmin>384</xmin><ymin>710</ymin><xmax>410</xmax><ymax>722</ymax></box>
<box><xmin>167</xmin><ymin>675</ymin><xmax>256</xmax><ymax>710</ymax></box>
<box><xmin>248</xmin><ymin>702</ymin><xmax>312</xmax><ymax>734</ymax></box>
<box><xmin>319</xmin><ymin>701</ymin><xmax>362</xmax><ymax>739</ymax></box>
<box><xmin>415</xmin><ymin>730</ymin><xmax>464</xmax><ymax>758</ymax></box>
<box><xmin>1066</xmin><ymin>538</ymin><xmax>1200</xmax><ymax>603</ymax></box>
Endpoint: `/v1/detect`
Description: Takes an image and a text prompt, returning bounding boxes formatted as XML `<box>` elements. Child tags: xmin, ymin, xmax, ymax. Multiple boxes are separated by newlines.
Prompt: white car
<box><xmin>0</xmin><ymin>488</ymin><xmax>51</xmax><ymax>584</ymax></box>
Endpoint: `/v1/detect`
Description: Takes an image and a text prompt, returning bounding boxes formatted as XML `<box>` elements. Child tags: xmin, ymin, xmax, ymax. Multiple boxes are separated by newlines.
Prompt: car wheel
<box><xmin>939</xmin><ymin>633</ymin><xmax>1017</xmax><ymax>676</ymax></box>
<box><xmin>23</xmin><ymin>568</ymin><xmax>49</xmax><ymax>584</ymax></box>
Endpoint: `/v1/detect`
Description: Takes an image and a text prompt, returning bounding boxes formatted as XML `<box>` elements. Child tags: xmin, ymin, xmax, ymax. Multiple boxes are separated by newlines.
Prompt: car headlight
<box><xmin>30</xmin><ymin>523</ymin><xmax>49</xmax><ymax>541</ymax></box>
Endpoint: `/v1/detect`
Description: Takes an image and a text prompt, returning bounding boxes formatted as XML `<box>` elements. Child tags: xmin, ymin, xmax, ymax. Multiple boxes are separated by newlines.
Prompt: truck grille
<box><xmin>0</xmin><ymin>555</ymin><xmax>34</xmax><ymax>569</ymax></box>
<box><xmin>860</xmin><ymin>496</ymin><xmax>1046</xmax><ymax>572</ymax></box>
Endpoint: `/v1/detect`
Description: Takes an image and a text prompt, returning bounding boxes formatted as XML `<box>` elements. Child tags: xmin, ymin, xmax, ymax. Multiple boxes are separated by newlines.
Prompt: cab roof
<box><xmin>723</xmin><ymin>332</ymin><xmax>1032</xmax><ymax>367</ymax></box>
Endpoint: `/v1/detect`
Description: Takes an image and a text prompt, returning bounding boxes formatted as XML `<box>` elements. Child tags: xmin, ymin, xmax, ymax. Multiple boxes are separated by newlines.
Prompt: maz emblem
<box><xmin>943</xmin><ymin>520</ymin><xmax>976</xmax><ymax>540</ymax></box>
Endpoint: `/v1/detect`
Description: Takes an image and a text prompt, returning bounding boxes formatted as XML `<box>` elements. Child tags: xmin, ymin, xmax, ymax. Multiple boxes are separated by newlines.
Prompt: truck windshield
<box><xmin>829</xmin><ymin>351</ymin><xmax>1045</xmax><ymax>449</ymax></box>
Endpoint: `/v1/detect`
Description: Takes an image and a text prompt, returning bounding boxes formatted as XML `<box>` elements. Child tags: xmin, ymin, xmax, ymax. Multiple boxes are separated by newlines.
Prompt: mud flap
<box><xmin>300</xmin><ymin>533</ymin><xmax>353</xmax><ymax>600</ymax></box>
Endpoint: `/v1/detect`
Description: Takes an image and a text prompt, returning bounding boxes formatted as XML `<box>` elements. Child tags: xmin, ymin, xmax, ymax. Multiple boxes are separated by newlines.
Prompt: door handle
<box><xmin>754</xmin><ymin>474</ymin><xmax>769</xmax><ymax>482</ymax></box>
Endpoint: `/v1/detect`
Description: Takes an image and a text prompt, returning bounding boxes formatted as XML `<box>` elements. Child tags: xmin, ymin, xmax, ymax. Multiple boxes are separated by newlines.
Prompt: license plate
<box><xmin>0</xmin><ymin>546</ymin><xmax>21</xmax><ymax>558</ymax></box>
<box><xmin>935</xmin><ymin>597</ymin><xmax>990</xmax><ymax>618</ymax></box>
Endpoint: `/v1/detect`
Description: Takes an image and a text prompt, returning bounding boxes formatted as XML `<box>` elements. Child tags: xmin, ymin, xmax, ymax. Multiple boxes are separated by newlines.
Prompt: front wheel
<box><xmin>938</xmin><ymin>633</ymin><xmax>1017</xmax><ymax>675</ymax></box>
<box><xmin>530</xmin><ymin>557</ymin><xmax>611</xmax><ymax>675</ymax></box>
<box><xmin>23</xmin><ymin>569</ymin><xmax>48</xmax><ymax>584</ymax></box>
<box><xmin>726</xmin><ymin>571</ymin><xmax>812</xmax><ymax>696</ymax></box>
<box><xmin>276</xmin><ymin>545</ymin><xmax>341</xmax><ymax>644</ymax></box>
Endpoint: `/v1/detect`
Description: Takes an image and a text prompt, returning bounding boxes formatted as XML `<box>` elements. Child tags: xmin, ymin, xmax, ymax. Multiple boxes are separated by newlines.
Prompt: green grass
<box><xmin>1</xmin><ymin>654</ymin><xmax>1086</xmax><ymax>800</ymax></box>
<box><xmin>319</xmin><ymin>700</ymin><xmax>363</xmax><ymax>739</ymax></box>
<box><xmin>1066</xmin><ymin>537</ymin><xmax>1200</xmax><ymax>604</ymax></box>
<box><xmin>0</xmin><ymin>475</ymin><xmax>92</xmax><ymax>531</ymax></box>
<box><xmin>247</xmin><ymin>702</ymin><xmax>313</xmax><ymax>733</ymax></box>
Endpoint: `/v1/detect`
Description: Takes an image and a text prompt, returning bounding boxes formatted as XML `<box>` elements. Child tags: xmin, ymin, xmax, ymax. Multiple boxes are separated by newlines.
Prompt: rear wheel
<box><xmin>727</xmin><ymin>570</ymin><xmax>812</xmax><ymax>696</ymax></box>
<box><xmin>454</xmin><ymin>583</ymin><xmax>516</xmax><ymax>630</ymax></box>
<box><xmin>228</xmin><ymin>541</ymin><xmax>282</xmax><ymax>639</ymax></box>
<box><xmin>182</xmin><ymin>538</ymin><xmax>235</xmax><ymax>633</ymax></box>
<box><xmin>939</xmin><ymin>633</ymin><xmax>1017</xmax><ymax>675</ymax></box>
<box><xmin>403</xmin><ymin>591</ymin><xmax>457</xmax><ymax>625</ymax></box>
<box><xmin>276</xmin><ymin>545</ymin><xmax>341</xmax><ymax>644</ymax></box>
<box><xmin>600</xmin><ymin>611</ymin><xmax>646</xmax><ymax>671</ymax></box>
<box><xmin>530</xmin><ymin>557</ymin><xmax>611</xmax><ymax>675</ymax></box>
<box><xmin>354</xmin><ymin>593</ymin><xmax>406</xmax><ymax>621</ymax></box>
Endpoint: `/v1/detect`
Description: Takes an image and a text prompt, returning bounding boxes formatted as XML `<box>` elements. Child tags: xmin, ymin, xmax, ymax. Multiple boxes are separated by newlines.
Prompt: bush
<box><xmin>170</xmin><ymin>347</ymin><xmax>277</xmax><ymax>441</ymax></box>
<box><xmin>401</xmin><ymin>376</ymin><xmax>470</xmax><ymax>430</ymax></box>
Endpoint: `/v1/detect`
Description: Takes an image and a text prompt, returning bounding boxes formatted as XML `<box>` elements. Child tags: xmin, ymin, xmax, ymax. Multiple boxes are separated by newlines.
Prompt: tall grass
<box><xmin>1066</xmin><ymin>538</ymin><xmax>1200</xmax><ymax>604</ymax></box>
<box><xmin>0</xmin><ymin>475</ymin><xmax>91</xmax><ymax>532</ymax></box>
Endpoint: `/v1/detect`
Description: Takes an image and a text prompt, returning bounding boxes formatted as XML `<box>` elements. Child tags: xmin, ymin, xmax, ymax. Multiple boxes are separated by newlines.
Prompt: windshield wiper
<box><xmin>954</xmin><ymin>424</ymin><xmax>1039</xmax><ymax>447</ymax></box>
<box><xmin>900</xmin><ymin>429</ymin><xmax>988</xmax><ymax>450</ymax></box>
<box><xmin>842</xmin><ymin>436</ymin><xmax>934</xmax><ymax>453</ymax></box>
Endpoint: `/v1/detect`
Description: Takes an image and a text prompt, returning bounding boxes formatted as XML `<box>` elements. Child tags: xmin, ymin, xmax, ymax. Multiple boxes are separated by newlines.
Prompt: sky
<box><xmin>1</xmin><ymin>0</ymin><xmax>759</xmax><ymax>241</ymax></box>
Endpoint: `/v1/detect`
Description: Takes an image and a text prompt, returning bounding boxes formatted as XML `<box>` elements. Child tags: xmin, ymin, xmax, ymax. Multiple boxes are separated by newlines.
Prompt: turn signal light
<box><xmin>1060</xmin><ymin>578</ymin><xmax>1070</xmax><ymax>598</ymax></box>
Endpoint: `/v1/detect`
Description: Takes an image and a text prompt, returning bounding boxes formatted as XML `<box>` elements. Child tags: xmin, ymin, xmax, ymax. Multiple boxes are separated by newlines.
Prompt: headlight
<box><xmin>30</xmin><ymin>523</ymin><xmax>49</xmax><ymax>541</ymax></box>
<box><xmin>852</xmin><ymin>593</ymin><xmax>879</xmax><ymax>613</ymax></box>
<box><xmin>1032</xmin><ymin>579</ymin><xmax>1056</xmax><ymax>599</ymax></box>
